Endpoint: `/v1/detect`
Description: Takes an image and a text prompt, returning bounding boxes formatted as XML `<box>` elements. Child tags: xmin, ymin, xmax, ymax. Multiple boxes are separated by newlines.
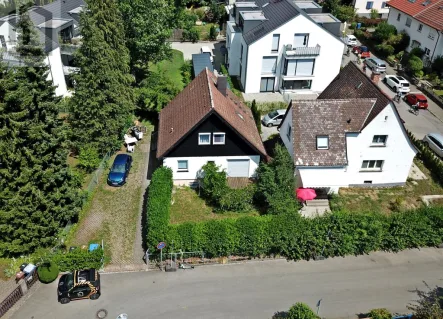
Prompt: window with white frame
<box><xmin>366</xmin><ymin>1</ymin><xmax>373</xmax><ymax>9</ymax></box>
<box><xmin>198</xmin><ymin>133</ymin><xmax>211</xmax><ymax>145</ymax></box>
<box><xmin>316</xmin><ymin>135</ymin><xmax>329</xmax><ymax>150</ymax></box>
<box><xmin>272</xmin><ymin>34</ymin><xmax>280</xmax><ymax>52</ymax></box>
<box><xmin>286</xmin><ymin>125</ymin><xmax>292</xmax><ymax>141</ymax></box>
<box><xmin>213</xmin><ymin>133</ymin><xmax>226</xmax><ymax>145</ymax></box>
<box><xmin>262</xmin><ymin>57</ymin><xmax>277</xmax><ymax>74</ymax></box>
<box><xmin>361</xmin><ymin>160</ymin><xmax>384</xmax><ymax>171</ymax></box>
<box><xmin>405</xmin><ymin>17</ymin><xmax>412</xmax><ymax>27</ymax></box>
<box><xmin>425</xmin><ymin>48</ymin><xmax>431</xmax><ymax>56</ymax></box>
<box><xmin>177</xmin><ymin>160</ymin><xmax>188</xmax><ymax>171</ymax></box>
<box><xmin>372</xmin><ymin>135</ymin><xmax>387</xmax><ymax>146</ymax></box>
<box><xmin>411</xmin><ymin>40</ymin><xmax>421</xmax><ymax>48</ymax></box>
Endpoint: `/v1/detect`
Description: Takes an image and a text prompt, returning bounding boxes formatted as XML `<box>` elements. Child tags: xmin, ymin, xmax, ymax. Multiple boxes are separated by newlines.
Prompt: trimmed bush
<box><xmin>369</xmin><ymin>308</ymin><xmax>391</xmax><ymax>319</ymax></box>
<box><xmin>51</xmin><ymin>248</ymin><xmax>103</xmax><ymax>272</ymax></box>
<box><xmin>288</xmin><ymin>302</ymin><xmax>319</xmax><ymax>319</ymax></box>
<box><xmin>78</xmin><ymin>146</ymin><xmax>101</xmax><ymax>172</ymax></box>
<box><xmin>37</xmin><ymin>261</ymin><xmax>59</xmax><ymax>283</ymax></box>
<box><xmin>250</xmin><ymin>99</ymin><xmax>262</xmax><ymax>134</ymax></box>
<box><xmin>375</xmin><ymin>43</ymin><xmax>394</xmax><ymax>58</ymax></box>
<box><xmin>146</xmin><ymin>167</ymin><xmax>173</xmax><ymax>252</ymax></box>
<box><xmin>245</xmin><ymin>101</ymin><xmax>288</xmax><ymax>114</ymax></box>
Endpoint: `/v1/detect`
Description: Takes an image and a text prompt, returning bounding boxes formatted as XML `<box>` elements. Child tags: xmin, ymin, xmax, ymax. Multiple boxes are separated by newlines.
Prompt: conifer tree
<box><xmin>0</xmin><ymin>6</ymin><xmax>82</xmax><ymax>256</ymax></box>
<box><xmin>69</xmin><ymin>0</ymin><xmax>134</xmax><ymax>155</ymax></box>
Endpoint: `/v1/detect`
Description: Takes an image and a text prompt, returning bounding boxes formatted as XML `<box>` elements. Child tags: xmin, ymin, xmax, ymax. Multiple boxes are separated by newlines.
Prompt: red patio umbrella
<box><xmin>296</xmin><ymin>188</ymin><xmax>317</xmax><ymax>201</ymax></box>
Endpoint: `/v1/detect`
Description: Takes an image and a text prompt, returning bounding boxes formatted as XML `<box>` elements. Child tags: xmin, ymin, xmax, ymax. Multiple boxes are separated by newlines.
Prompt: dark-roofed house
<box><xmin>278</xmin><ymin>62</ymin><xmax>417</xmax><ymax>193</ymax></box>
<box><xmin>225</xmin><ymin>0</ymin><xmax>344</xmax><ymax>94</ymax></box>
<box><xmin>0</xmin><ymin>0</ymin><xmax>85</xmax><ymax>96</ymax></box>
<box><xmin>157</xmin><ymin>68</ymin><xmax>267</xmax><ymax>185</ymax></box>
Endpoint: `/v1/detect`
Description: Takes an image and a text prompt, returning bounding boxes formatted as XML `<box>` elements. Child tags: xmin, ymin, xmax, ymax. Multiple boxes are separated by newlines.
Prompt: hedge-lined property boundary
<box><xmin>146</xmin><ymin>168</ymin><xmax>443</xmax><ymax>261</ymax></box>
<box><xmin>51</xmin><ymin>248</ymin><xmax>104</xmax><ymax>272</ymax></box>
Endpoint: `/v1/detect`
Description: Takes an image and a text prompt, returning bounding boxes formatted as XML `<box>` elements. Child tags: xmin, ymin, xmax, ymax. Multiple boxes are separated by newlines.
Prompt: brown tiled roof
<box><xmin>388</xmin><ymin>0</ymin><xmax>443</xmax><ymax>30</ymax></box>
<box><xmin>292</xmin><ymin>99</ymin><xmax>376</xmax><ymax>166</ymax></box>
<box><xmin>157</xmin><ymin>68</ymin><xmax>267</xmax><ymax>158</ymax></box>
<box><xmin>318</xmin><ymin>62</ymin><xmax>392</xmax><ymax>129</ymax></box>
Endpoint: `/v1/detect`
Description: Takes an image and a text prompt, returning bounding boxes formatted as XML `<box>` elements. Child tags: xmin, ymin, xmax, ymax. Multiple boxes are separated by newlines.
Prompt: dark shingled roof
<box><xmin>157</xmin><ymin>68</ymin><xmax>267</xmax><ymax>159</ymax></box>
<box><xmin>192</xmin><ymin>53</ymin><xmax>214</xmax><ymax>78</ymax></box>
<box><xmin>291</xmin><ymin>99</ymin><xmax>376</xmax><ymax>166</ymax></box>
<box><xmin>318</xmin><ymin>62</ymin><xmax>392</xmax><ymax>129</ymax></box>
<box><xmin>243</xmin><ymin>0</ymin><xmax>300</xmax><ymax>45</ymax></box>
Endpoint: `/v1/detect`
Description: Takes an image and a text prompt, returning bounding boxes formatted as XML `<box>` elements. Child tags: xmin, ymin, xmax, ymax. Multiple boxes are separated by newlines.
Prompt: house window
<box><xmin>260</xmin><ymin>77</ymin><xmax>275</xmax><ymax>92</ymax></box>
<box><xmin>411</xmin><ymin>40</ymin><xmax>421</xmax><ymax>48</ymax></box>
<box><xmin>262</xmin><ymin>57</ymin><xmax>277</xmax><ymax>74</ymax></box>
<box><xmin>405</xmin><ymin>17</ymin><xmax>412</xmax><ymax>27</ymax></box>
<box><xmin>198</xmin><ymin>133</ymin><xmax>211</xmax><ymax>145</ymax></box>
<box><xmin>0</xmin><ymin>35</ymin><xmax>6</xmax><ymax>48</ymax></box>
<box><xmin>294</xmin><ymin>34</ymin><xmax>309</xmax><ymax>47</ymax></box>
<box><xmin>213</xmin><ymin>133</ymin><xmax>226</xmax><ymax>145</ymax></box>
<box><xmin>282</xmin><ymin>80</ymin><xmax>312</xmax><ymax>90</ymax></box>
<box><xmin>177</xmin><ymin>160</ymin><xmax>188</xmax><ymax>171</ymax></box>
<box><xmin>272</xmin><ymin>34</ymin><xmax>280</xmax><ymax>52</ymax></box>
<box><xmin>429</xmin><ymin>29</ymin><xmax>436</xmax><ymax>40</ymax></box>
<box><xmin>425</xmin><ymin>48</ymin><xmax>431</xmax><ymax>56</ymax></box>
<box><xmin>316</xmin><ymin>135</ymin><xmax>329</xmax><ymax>150</ymax></box>
<box><xmin>283</xmin><ymin>59</ymin><xmax>315</xmax><ymax>76</ymax></box>
<box><xmin>361</xmin><ymin>160</ymin><xmax>384</xmax><ymax>171</ymax></box>
<box><xmin>418</xmin><ymin>24</ymin><xmax>423</xmax><ymax>32</ymax></box>
<box><xmin>286</xmin><ymin>125</ymin><xmax>292</xmax><ymax>141</ymax></box>
<box><xmin>366</xmin><ymin>1</ymin><xmax>373</xmax><ymax>9</ymax></box>
<box><xmin>397</xmin><ymin>13</ymin><xmax>401</xmax><ymax>21</ymax></box>
<box><xmin>364</xmin><ymin>180</ymin><xmax>373</xmax><ymax>184</ymax></box>
<box><xmin>381</xmin><ymin>1</ymin><xmax>386</xmax><ymax>8</ymax></box>
<box><xmin>372</xmin><ymin>135</ymin><xmax>387</xmax><ymax>146</ymax></box>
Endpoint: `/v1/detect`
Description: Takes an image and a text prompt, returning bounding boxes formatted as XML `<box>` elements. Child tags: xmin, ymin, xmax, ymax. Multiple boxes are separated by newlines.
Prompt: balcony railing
<box><xmin>284</xmin><ymin>44</ymin><xmax>321</xmax><ymax>58</ymax></box>
<box><xmin>60</xmin><ymin>44</ymin><xmax>80</xmax><ymax>55</ymax></box>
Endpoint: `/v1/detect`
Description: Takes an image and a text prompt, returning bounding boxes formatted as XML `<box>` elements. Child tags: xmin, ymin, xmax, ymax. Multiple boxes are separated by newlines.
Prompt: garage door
<box><xmin>227</xmin><ymin>159</ymin><xmax>250</xmax><ymax>177</ymax></box>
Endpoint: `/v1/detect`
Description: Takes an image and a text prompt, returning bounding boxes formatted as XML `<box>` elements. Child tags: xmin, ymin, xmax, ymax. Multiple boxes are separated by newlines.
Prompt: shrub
<box><xmin>432</xmin><ymin>55</ymin><xmax>443</xmax><ymax>76</ymax></box>
<box><xmin>51</xmin><ymin>248</ymin><xmax>104</xmax><ymax>272</ymax></box>
<box><xmin>78</xmin><ymin>146</ymin><xmax>101</xmax><ymax>172</ymax></box>
<box><xmin>219</xmin><ymin>185</ymin><xmax>256</xmax><ymax>212</ymax></box>
<box><xmin>287</xmin><ymin>303</ymin><xmax>319</xmax><ymax>319</ymax></box>
<box><xmin>373</xmin><ymin>22</ymin><xmax>397</xmax><ymax>42</ymax></box>
<box><xmin>220</xmin><ymin>64</ymin><xmax>234</xmax><ymax>88</ymax></box>
<box><xmin>146</xmin><ymin>167</ymin><xmax>173</xmax><ymax>252</ymax></box>
<box><xmin>182</xmin><ymin>27</ymin><xmax>200</xmax><ymax>43</ymax></box>
<box><xmin>37</xmin><ymin>261</ymin><xmax>59</xmax><ymax>283</ymax></box>
<box><xmin>251</xmin><ymin>100</ymin><xmax>262</xmax><ymax>134</ymax></box>
<box><xmin>245</xmin><ymin>101</ymin><xmax>288</xmax><ymax>114</ymax></box>
<box><xmin>180</xmin><ymin>60</ymin><xmax>192</xmax><ymax>87</ymax></box>
<box><xmin>209</xmin><ymin>25</ymin><xmax>217</xmax><ymax>41</ymax></box>
<box><xmin>375</xmin><ymin>43</ymin><xmax>395</xmax><ymax>58</ymax></box>
<box><xmin>393</xmin><ymin>32</ymin><xmax>410</xmax><ymax>53</ymax></box>
<box><xmin>407</xmin><ymin>55</ymin><xmax>424</xmax><ymax>76</ymax></box>
<box><xmin>370</xmin><ymin>8</ymin><xmax>379</xmax><ymax>19</ymax></box>
<box><xmin>353</xmin><ymin>29</ymin><xmax>365</xmax><ymax>40</ymax></box>
<box><xmin>368</xmin><ymin>308</ymin><xmax>391</xmax><ymax>319</ymax></box>
<box><xmin>194</xmin><ymin>7</ymin><xmax>206</xmax><ymax>21</ymax></box>
<box><xmin>410</xmin><ymin>47</ymin><xmax>425</xmax><ymax>58</ymax></box>
<box><xmin>350</xmin><ymin>22</ymin><xmax>357</xmax><ymax>29</ymax></box>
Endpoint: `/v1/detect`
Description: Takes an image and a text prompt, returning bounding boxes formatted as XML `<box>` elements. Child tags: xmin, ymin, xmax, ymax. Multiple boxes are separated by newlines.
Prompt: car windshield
<box><xmin>112</xmin><ymin>163</ymin><xmax>126</xmax><ymax>173</ymax></box>
<box><xmin>268</xmin><ymin>111</ymin><xmax>279</xmax><ymax>118</ymax></box>
<box><xmin>63</xmin><ymin>273</ymin><xmax>74</xmax><ymax>289</ymax></box>
<box><xmin>397</xmin><ymin>76</ymin><xmax>406</xmax><ymax>81</ymax></box>
<box><xmin>361</xmin><ymin>46</ymin><xmax>368</xmax><ymax>51</ymax></box>
<box><xmin>379</xmin><ymin>63</ymin><xmax>386</xmax><ymax>67</ymax></box>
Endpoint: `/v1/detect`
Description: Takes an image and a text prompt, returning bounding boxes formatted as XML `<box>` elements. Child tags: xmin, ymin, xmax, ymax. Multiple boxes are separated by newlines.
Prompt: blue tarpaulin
<box><xmin>89</xmin><ymin>243</ymin><xmax>100</xmax><ymax>252</ymax></box>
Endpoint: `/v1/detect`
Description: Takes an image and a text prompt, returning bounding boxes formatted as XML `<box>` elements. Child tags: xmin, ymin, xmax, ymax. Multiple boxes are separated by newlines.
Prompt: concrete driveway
<box><xmin>171</xmin><ymin>41</ymin><xmax>226</xmax><ymax>71</ymax></box>
<box><xmin>341</xmin><ymin>43</ymin><xmax>443</xmax><ymax>139</ymax></box>
<box><xmin>10</xmin><ymin>248</ymin><xmax>443</xmax><ymax>319</ymax></box>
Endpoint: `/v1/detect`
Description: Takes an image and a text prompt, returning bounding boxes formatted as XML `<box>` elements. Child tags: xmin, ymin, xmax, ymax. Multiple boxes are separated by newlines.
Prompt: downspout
<box><xmin>430</xmin><ymin>29</ymin><xmax>441</xmax><ymax>62</ymax></box>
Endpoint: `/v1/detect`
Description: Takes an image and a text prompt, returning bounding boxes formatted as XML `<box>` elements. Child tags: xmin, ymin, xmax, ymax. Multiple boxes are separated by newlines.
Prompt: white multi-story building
<box><xmin>351</xmin><ymin>0</ymin><xmax>389</xmax><ymax>19</ymax></box>
<box><xmin>226</xmin><ymin>0</ymin><xmax>344</xmax><ymax>95</ymax></box>
<box><xmin>0</xmin><ymin>0</ymin><xmax>84</xmax><ymax>96</ymax></box>
<box><xmin>387</xmin><ymin>0</ymin><xmax>443</xmax><ymax>64</ymax></box>
<box><xmin>278</xmin><ymin>62</ymin><xmax>417</xmax><ymax>193</ymax></box>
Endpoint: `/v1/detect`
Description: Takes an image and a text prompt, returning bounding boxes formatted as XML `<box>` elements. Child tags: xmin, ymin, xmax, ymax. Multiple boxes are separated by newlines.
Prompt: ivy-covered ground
<box><xmin>330</xmin><ymin>158</ymin><xmax>443</xmax><ymax>214</ymax></box>
<box><xmin>170</xmin><ymin>187</ymin><xmax>259</xmax><ymax>224</ymax></box>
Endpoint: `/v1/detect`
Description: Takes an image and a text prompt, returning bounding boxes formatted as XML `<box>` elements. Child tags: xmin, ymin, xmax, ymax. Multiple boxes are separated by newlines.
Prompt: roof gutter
<box><xmin>430</xmin><ymin>29</ymin><xmax>441</xmax><ymax>62</ymax></box>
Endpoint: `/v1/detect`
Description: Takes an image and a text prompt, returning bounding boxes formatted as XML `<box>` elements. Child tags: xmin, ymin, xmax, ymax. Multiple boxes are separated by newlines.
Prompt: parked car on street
<box><xmin>423</xmin><ymin>133</ymin><xmax>443</xmax><ymax>157</ymax></box>
<box><xmin>404</xmin><ymin>93</ymin><xmax>428</xmax><ymax>109</ymax></box>
<box><xmin>262</xmin><ymin>109</ymin><xmax>286</xmax><ymax>127</ymax></box>
<box><xmin>344</xmin><ymin>35</ymin><xmax>357</xmax><ymax>46</ymax></box>
<box><xmin>364</xmin><ymin>58</ymin><xmax>387</xmax><ymax>73</ymax></box>
<box><xmin>58</xmin><ymin>269</ymin><xmax>101</xmax><ymax>304</ymax></box>
<box><xmin>352</xmin><ymin>45</ymin><xmax>370</xmax><ymax>58</ymax></box>
<box><xmin>383</xmin><ymin>75</ymin><xmax>410</xmax><ymax>93</ymax></box>
<box><xmin>107</xmin><ymin>154</ymin><xmax>132</xmax><ymax>186</ymax></box>
<box><xmin>200</xmin><ymin>46</ymin><xmax>214</xmax><ymax>63</ymax></box>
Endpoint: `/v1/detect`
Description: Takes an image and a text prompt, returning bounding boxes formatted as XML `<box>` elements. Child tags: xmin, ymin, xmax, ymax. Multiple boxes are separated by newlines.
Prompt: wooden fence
<box><xmin>0</xmin><ymin>272</ymin><xmax>39</xmax><ymax>318</ymax></box>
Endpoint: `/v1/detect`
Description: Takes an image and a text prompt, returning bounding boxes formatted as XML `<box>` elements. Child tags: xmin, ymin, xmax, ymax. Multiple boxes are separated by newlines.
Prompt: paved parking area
<box><xmin>171</xmin><ymin>41</ymin><xmax>225</xmax><ymax>71</ymax></box>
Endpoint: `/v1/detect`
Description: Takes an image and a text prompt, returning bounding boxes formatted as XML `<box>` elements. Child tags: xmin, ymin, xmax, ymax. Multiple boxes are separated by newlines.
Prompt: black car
<box><xmin>107</xmin><ymin>154</ymin><xmax>132</xmax><ymax>186</ymax></box>
<box><xmin>57</xmin><ymin>269</ymin><xmax>101</xmax><ymax>304</ymax></box>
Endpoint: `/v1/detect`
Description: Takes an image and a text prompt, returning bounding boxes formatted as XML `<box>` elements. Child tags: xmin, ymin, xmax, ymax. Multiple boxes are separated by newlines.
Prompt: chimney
<box><xmin>371</xmin><ymin>70</ymin><xmax>381</xmax><ymax>84</ymax></box>
<box><xmin>217</xmin><ymin>76</ymin><xmax>228</xmax><ymax>96</ymax></box>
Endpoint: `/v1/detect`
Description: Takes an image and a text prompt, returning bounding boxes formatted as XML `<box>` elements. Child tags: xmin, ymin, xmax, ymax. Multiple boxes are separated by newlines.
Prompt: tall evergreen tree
<box><xmin>69</xmin><ymin>0</ymin><xmax>134</xmax><ymax>154</ymax></box>
<box><xmin>0</xmin><ymin>6</ymin><xmax>82</xmax><ymax>256</ymax></box>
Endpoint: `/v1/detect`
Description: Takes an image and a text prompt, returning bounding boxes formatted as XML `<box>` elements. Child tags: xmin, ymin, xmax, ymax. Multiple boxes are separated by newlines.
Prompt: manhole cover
<box><xmin>96</xmin><ymin>309</ymin><xmax>108</xmax><ymax>319</ymax></box>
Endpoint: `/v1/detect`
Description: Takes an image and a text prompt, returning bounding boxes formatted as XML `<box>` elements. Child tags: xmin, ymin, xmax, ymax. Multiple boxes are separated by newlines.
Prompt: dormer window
<box><xmin>199</xmin><ymin>133</ymin><xmax>211</xmax><ymax>145</ymax></box>
<box><xmin>316</xmin><ymin>135</ymin><xmax>329</xmax><ymax>150</ymax></box>
<box><xmin>213</xmin><ymin>133</ymin><xmax>226</xmax><ymax>145</ymax></box>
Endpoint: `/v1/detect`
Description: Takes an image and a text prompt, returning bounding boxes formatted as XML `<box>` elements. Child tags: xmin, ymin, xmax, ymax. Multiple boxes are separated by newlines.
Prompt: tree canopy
<box><xmin>0</xmin><ymin>6</ymin><xmax>81</xmax><ymax>256</ymax></box>
<box><xmin>69</xmin><ymin>0</ymin><xmax>134</xmax><ymax>155</ymax></box>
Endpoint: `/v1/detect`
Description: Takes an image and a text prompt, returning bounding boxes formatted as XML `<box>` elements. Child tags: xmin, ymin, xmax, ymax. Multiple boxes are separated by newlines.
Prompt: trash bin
<box><xmin>356</xmin><ymin>22</ymin><xmax>361</xmax><ymax>29</ymax></box>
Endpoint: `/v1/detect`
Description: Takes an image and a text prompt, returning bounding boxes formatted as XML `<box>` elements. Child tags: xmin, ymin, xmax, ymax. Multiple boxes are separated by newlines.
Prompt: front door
<box><xmin>260</xmin><ymin>77</ymin><xmax>275</xmax><ymax>92</ymax></box>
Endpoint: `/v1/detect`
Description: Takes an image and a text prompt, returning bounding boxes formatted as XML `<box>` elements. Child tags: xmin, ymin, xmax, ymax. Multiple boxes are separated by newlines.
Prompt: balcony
<box><xmin>60</xmin><ymin>36</ymin><xmax>82</xmax><ymax>55</ymax></box>
<box><xmin>63</xmin><ymin>65</ymin><xmax>80</xmax><ymax>75</ymax></box>
<box><xmin>284</xmin><ymin>44</ymin><xmax>321</xmax><ymax>58</ymax></box>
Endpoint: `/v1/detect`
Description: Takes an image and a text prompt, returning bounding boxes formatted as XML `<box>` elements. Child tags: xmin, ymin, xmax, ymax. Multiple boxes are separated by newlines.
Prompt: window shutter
<box><xmin>272</xmin><ymin>34</ymin><xmax>279</xmax><ymax>51</ymax></box>
<box><xmin>294</xmin><ymin>34</ymin><xmax>307</xmax><ymax>47</ymax></box>
<box><xmin>287</xmin><ymin>60</ymin><xmax>297</xmax><ymax>75</ymax></box>
<box><xmin>295</xmin><ymin>59</ymin><xmax>314</xmax><ymax>76</ymax></box>
<box><xmin>262</xmin><ymin>57</ymin><xmax>277</xmax><ymax>73</ymax></box>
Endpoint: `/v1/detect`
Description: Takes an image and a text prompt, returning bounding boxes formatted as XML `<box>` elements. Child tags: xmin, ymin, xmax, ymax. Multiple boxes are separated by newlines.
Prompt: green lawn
<box><xmin>195</xmin><ymin>23</ymin><xmax>217</xmax><ymax>41</ymax></box>
<box><xmin>150</xmin><ymin>49</ymin><xmax>185</xmax><ymax>90</ymax></box>
<box><xmin>434</xmin><ymin>89</ymin><xmax>443</xmax><ymax>96</ymax></box>
<box><xmin>170</xmin><ymin>187</ymin><xmax>259</xmax><ymax>224</ymax></box>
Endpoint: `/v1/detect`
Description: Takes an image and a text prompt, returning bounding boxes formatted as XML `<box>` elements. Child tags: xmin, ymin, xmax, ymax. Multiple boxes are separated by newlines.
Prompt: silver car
<box><xmin>262</xmin><ymin>109</ymin><xmax>286</xmax><ymax>127</ymax></box>
<box><xmin>364</xmin><ymin>58</ymin><xmax>387</xmax><ymax>73</ymax></box>
<box><xmin>423</xmin><ymin>133</ymin><xmax>443</xmax><ymax>157</ymax></box>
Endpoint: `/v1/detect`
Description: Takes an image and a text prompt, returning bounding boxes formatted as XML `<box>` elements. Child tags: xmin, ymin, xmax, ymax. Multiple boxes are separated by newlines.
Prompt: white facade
<box><xmin>227</xmin><ymin>14</ymin><xmax>344</xmax><ymax>94</ymax></box>
<box><xmin>352</xmin><ymin>0</ymin><xmax>389</xmax><ymax>18</ymax></box>
<box><xmin>163</xmin><ymin>155</ymin><xmax>260</xmax><ymax>185</ymax></box>
<box><xmin>280</xmin><ymin>102</ymin><xmax>417</xmax><ymax>193</ymax></box>
<box><xmin>387</xmin><ymin>7</ymin><xmax>443</xmax><ymax>63</ymax></box>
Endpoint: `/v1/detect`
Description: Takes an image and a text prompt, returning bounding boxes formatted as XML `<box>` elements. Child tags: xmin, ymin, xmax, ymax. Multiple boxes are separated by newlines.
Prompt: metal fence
<box><xmin>84</xmin><ymin>152</ymin><xmax>112</xmax><ymax>200</ymax></box>
<box><xmin>0</xmin><ymin>272</ymin><xmax>39</xmax><ymax>318</ymax></box>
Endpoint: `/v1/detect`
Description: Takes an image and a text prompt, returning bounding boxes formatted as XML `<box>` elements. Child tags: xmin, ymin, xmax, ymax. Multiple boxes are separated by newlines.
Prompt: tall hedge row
<box><xmin>146</xmin><ymin>167</ymin><xmax>173</xmax><ymax>252</ymax></box>
<box><xmin>164</xmin><ymin>208</ymin><xmax>443</xmax><ymax>259</ymax></box>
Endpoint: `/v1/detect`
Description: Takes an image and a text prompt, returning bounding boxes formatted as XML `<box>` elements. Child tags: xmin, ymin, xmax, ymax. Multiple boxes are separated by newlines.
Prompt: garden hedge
<box><xmin>37</xmin><ymin>261</ymin><xmax>59</xmax><ymax>283</ymax></box>
<box><xmin>146</xmin><ymin>167</ymin><xmax>173</xmax><ymax>252</ymax></box>
<box><xmin>51</xmin><ymin>248</ymin><xmax>103</xmax><ymax>272</ymax></box>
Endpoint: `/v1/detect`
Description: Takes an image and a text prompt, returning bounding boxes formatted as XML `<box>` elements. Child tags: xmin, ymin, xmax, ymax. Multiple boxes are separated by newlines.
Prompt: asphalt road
<box><xmin>11</xmin><ymin>248</ymin><xmax>443</xmax><ymax>319</ymax></box>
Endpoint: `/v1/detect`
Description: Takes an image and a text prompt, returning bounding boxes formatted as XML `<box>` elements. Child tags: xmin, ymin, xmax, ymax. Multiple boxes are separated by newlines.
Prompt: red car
<box><xmin>404</xmin><ymin>93</ymin><xmax>428</xmax><ymax>109</ymax></box>
<box><xmin>352</xmin><ymin>45</ymin><xmax>370</xmax><ymax>58</ymax></box>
